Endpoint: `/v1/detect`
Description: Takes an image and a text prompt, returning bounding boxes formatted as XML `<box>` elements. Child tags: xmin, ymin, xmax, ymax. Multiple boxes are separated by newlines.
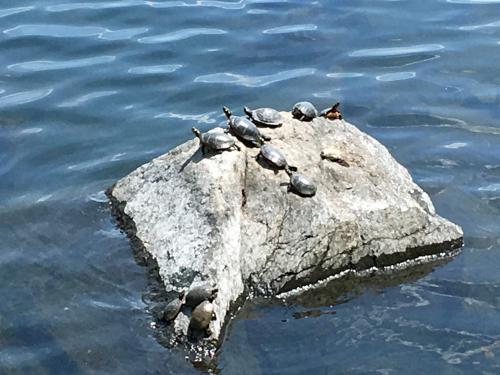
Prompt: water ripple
<box><xmin>0</xmin><ymin>89</ymin><xmax>53</xmax><ymax>108</ymax></box>
<box><xmin>447</xmin><ymin>0</ymin><xmax>500</xmax><ymax>3</ymax></box>
<box><xmin>376</xmin><ymin>72</ymin><xmax>416</xmax><ymax>81</ymax></box>
<box><xmin>194</xmin><ymin>68</ymin><xmax>316</xmax><ymax>87</ymax></box>
<box><xmin>59</xmin><ymin>91</ymin><xmax>117</xmax><ymax>108</ymax></box>
<box><xmin>327</xmin><ymin>72</ymin><xmax>364</xmax><ymax>78</ymax></box>
<box><xmin>349</xmin><ymin>44</ymin><xmax>444</xmax><ymax>57</ymax></box>
<box><xmin>4</xmin><ymin>25</ymin><xmax>147</xmax><ymax>40</ymax></box>
<box><xmin>128</xmin><ymin>64</ymin><xmax>183</xmax><ymax>75</ymax></box>
<box><xmin>4</xmin><ymin>24</ymin><xmax>106</xmax><ymax>38</ymax></box>
<box><xmin>8</xmin><ymin>56</ymin><xmax>116</xmax><ymax>72</ymax></box>
<box><xmin>0</xmin><ymin>6</ymin><xmax>34</xmax><ymax>18</ymax></box>
<box><xmin>155</xmin><ymin>111</ymin><xmax>217</xmax><ymax>124</ymax></box>
<box><xmin>138</xmin><ymin>28</ymin><xmax>227</xmax><ymax>44</ymax></box>
<box><xmin>263</xmin><ymin>24</ymin><xmax>318</xmax><ymax>34</ymax></box>
<box><xmin>459</xmin><ymin>20</ymin><xmax>500</xmax><ymax>30</ymax></box>
<box><xmin>46</xmin><ymin>0</ymin><xmax>144</xmax><ymax>12</ymax></box>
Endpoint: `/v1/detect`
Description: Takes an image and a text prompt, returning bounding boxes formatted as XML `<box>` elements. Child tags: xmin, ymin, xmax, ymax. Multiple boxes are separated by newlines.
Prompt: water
<box><xmin>1</xmin><ymin>0</ymin><xmax>500</xmax><ymax>373</ymax></box>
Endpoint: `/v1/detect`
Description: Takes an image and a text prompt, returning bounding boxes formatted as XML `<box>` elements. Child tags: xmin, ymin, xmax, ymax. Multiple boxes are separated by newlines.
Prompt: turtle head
<box><xmin>191</xmin><ymin>127</ymin><xmax>201</xmax><ymax>139</ymax></box>
<box><xmin>178</xmin><ymin>290</ymin><xmax>186</xmax><ymax>300</ymax></box>
<box><xmin>243</xmin><ymin>106</ymin><xmax>252</xmax><ymax>117</ymax></box>
<box><xmin>285</xmin><ymin>166</ymin><xmax>296</xmax><ymax>177</ymax></box>
<box><xmin>222</xmin><ymin>106</ymin><xmax>232</xmax><ymax>119</ymax></box>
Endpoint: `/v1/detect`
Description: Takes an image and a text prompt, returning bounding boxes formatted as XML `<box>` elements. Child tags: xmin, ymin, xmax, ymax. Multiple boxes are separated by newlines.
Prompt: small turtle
<box><xmin>244</xmin><ymin>106</ymin><xmax>283</xmax><ymax>127</ymax></box>
<box><xmin>320</xmin><ymin>147</ymin><xmax>349</xmax><ymax>167</ymax></box>
<box><xmin>320</xmin><ymin>102</ymin><xmax>342</xmax><ymax>120</ymax></box>
<box><xmin>189</xmin><ymin>298</ymin><xmax>216</xmax><ymax>335</ymax></box>
<box><xmin>292</xmin><ymin>101</ymin><xmax>318</xmax><ymax>121</ymax></box>
<box><xmin>286</xmin><ymin>168</ymin><xmax>317</xmax><ymax>197</ymax></box>
<box><xmin>257</xmin><ymin>144</ymin><xmax>297</xmax><ymax>171</ymax></box>
<box><xmin>223</xmin><ymin>106</ymin><xmax>270</xmax><ymax>146</ymax></box>
<box><xmin>163</xmin><ymin>291</ymin><xmax>185</xmax><ymax>322</ymax></box>
<box><xmin>192</xmin><ymin>127</ymin><xmax>239</xmax><ymax>155</ymax></box>
<box><xmin>185</xmin><ymin>284</ymin><xmax>218</xmax><ymax>308</ymax></box>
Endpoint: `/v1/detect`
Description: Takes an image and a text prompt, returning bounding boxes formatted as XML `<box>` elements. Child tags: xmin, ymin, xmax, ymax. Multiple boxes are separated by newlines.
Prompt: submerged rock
<box><xmin>108</xmin><ymin>113</ymin><xmax>462</xmax><ymax>345</ymax></box>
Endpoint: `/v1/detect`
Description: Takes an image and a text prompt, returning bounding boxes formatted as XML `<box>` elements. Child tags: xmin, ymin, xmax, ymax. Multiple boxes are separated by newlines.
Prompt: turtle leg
<box><xmin>232</xmin><ymin>144</ymin><xmax>241</xmax><ymax>151</ymax></box>
<box><xmin>201</xmin><ymin>145</ymin><xmax>206</xmax><ymax>155</ymax></box>
<box><xmin>261</xmin><ymin>133</ymin><xmax>271</xmax><ymax>142</ymax></box>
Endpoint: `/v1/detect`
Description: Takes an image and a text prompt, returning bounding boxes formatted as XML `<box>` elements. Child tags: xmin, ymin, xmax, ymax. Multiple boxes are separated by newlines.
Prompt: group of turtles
<box><xmin>191</xmin><ymin>101</ymin><xmax>342</xmax><ymax>198</ymax></box>
<box><xmin>160</xmin><ymin>284</ymin><xmax>219</xmax><ymax>336</ymax></box>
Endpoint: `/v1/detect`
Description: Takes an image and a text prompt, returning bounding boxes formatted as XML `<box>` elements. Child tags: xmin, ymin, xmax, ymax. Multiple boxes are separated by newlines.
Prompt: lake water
<box><xmin>1</xmin><ymin>0</ymin><xmax>500</xmax><ymax>373</ymax></box>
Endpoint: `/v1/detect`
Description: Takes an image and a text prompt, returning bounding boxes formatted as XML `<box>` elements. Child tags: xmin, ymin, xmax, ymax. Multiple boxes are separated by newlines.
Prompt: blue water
<box><xmin>1</xmin><ymin>0</ymin><xmax>500</xmax><ymax>373</ymax></box>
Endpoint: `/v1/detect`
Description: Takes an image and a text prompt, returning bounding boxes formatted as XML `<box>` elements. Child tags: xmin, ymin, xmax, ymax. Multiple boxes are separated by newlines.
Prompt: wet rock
<box><xmin>108</xmin><ymin>113</ymin><xmax>463</xmax><ymax>343</ymax></box>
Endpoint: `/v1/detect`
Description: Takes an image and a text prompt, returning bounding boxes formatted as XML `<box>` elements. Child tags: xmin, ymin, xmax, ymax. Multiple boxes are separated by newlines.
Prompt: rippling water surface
<box><xmin>1</xmin><ymin>0</ymin><xmax>500</xmax><ymax>373</ymax></box>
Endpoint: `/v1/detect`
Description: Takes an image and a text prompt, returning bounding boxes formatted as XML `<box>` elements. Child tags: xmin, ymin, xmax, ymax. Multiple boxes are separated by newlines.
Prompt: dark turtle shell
<box><xmin>185</xmin><ymin>285</ymin><xmax>218</xmax><ymax>308</ymax></box>
<box><xmin>244</xmin><ymin>106</ymin><xmax>282</xmax><ymax>127</ymax></box>
<box><xmin>259</xmin><ymin>144</ymin><xmax>288</xmax><ymax>169</ymax></box>
<box><xmin>320</xmin><ymin>102</ymin><xmax>342</xmax><ymax>120</ymax></box>
<box><xmin>223</xmin><ymin>106</ymin><xmax>269</xmax><ymax>145</ymax></box>
<box><xmin>189</xmin><ymin>300</ymin><xmax>215</xmax><ymax>332</ymax></box>
<box><xmin>201</xmin><ymin>130</ymin><xmax>236</xmax><ymax>151</ymax></box>
<box><xmin>290</xmin><ymin>172</ymin><xmax>317</xmax><ymax>197</ymax></box>
<box><xmin>163</xmin><ymin>297</ymin><xmax>183</xmax><ymax>322</ymax></box>
<box><xmin>292</xmin><ymin>101</ymin><xmax>318</xmax><ymax>121</ymax></box>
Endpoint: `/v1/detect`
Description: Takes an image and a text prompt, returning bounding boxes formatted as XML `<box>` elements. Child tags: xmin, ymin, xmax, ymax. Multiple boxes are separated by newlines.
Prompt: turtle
<box><xmin>185</xmin><ymin>284</ymin><xmax>218</xmax><ymax>308</ymax></box>
<box><xmin>163</xmin><ymin>291</ymin><xmax>185</xmax><ymax>322</ymax></box>
<box><xmin>320</xmin><ymin>102</ymin><xmax>342</xmax><ymax>120</ymax></box>
<box><xmin>189</xmin><ymin>298</ymin><xmax>216</xmax><ymax>335</ymax></box>
<box><xmin>223</xmin><ymin>106</ymin><xmax>270</xmax><ymax>146</ymax></box>
<box><xmin>286</xmin><ymin>169</ymin><xmax>317</xmax><ymax>197</ymax></box>
<box><xmin>320</xmin><ymin>147</ymin><xmax>349</xmax><ymax>167</ymax></box>
<box><xmin>292</xmin><ymin>101</ymin><xmax>318</xmax><ymax>121</ymax></box>
<box><xmin>192</xmin><ymin>127</ymin><xmax>239</xmax><ymax>155</ymax></box>
<box><xmin>257</xmin><ymin>144</ymin><xmax>297</xmax><ymax>172</ymax></box>
<box><xmin>243</xmin><ymin>106</ymin><xmax>283</xmax><ymax>127</ymax></box>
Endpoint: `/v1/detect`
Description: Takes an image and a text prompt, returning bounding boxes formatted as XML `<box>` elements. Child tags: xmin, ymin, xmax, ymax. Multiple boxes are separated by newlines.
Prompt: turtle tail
<box><xmin>243</xmin><ymin>106</ymin><xmax>252</xmax><ymax>117</ymax></box>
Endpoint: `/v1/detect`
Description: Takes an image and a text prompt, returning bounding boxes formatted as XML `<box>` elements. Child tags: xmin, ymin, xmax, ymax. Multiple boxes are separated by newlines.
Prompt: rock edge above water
<box><xmin>108</xmin><ymin>113</ymin><xmax>463</xmax><ymax>342</ymax></box>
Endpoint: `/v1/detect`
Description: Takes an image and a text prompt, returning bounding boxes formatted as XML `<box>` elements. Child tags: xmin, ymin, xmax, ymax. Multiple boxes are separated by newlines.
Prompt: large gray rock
<box><xmin>109</xmin><ymin>113</ymin><xmax>462</xmax><ymax>342</ymax></box>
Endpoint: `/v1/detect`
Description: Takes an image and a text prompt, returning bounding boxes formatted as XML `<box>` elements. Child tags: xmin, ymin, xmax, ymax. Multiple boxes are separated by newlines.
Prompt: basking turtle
<box><xmin>320</xmin><ymin>102</ymin><xmax>342</xmax><ymax>120</ymax></box>
<box><xmin>163</xmin><ymin>291</ymin><xmax>185</xmax><ymax>322</ymax></box>
<box><xmin>192</xmin><ymin>127</ymin><xmax>239</xmax><ymax>155</ymax></box>
<box><xmin>320</xmin><ymin>147</ymin><xmax>349</xmax><ymax>167</ymax></box>
<box><xmin>185</xmin><ymin>284</ymin><xmax>218</xmax><ymax>308</ymax></box>
<box><xmin>244</xmin><ymin>106</ymin><xmax>283</xmax><ymax>127</ymax></box>
<box><xmin>257</xmin><ymin>144</ymin><xmax>297</xmax><ymax>171</ymax></box>
<box><xmin>292</xmin><ymin>101</ymin><xmax>318</xmax><ymax>121</ymax></box>
<box><xmin>189</xmin><ymin>298</ymin><xmax>216</xmax><ymax>335</ymax></box>
<box><xmin>223</xmin><ymin>106</ymin><xmax>270</xmax><ymax>146</ymax></box>
<box><xmin>286</xmin><ymin>169</ymin><xmax>317</xmax><ymax>197</ymax></box>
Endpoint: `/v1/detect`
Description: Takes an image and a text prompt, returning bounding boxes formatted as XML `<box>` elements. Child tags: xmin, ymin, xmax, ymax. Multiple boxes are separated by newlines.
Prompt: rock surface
<box><xmin>108</xmin><ymin>113</ymin><xmax>463</xmax><ymax>342</ymax></box>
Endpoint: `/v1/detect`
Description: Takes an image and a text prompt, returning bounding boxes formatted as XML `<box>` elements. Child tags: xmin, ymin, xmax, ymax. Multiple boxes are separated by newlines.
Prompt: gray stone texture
<box><xmin>109</xmin><ymin>113</ymin><xmax>463</xmax><ymax>340</ymax></box>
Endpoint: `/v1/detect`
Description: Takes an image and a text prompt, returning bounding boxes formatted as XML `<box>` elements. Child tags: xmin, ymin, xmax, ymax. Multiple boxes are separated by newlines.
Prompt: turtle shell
<box><xmin>247</xmin><ymin>107</ymin><xmax>282</xmax><ymax>127</ymax></box>
<box><xmin>185</xmin><ymin>285</ymin><xmax>217</xmax><ymax>307</ymax></box>
<box><xmin>201</xmin><ymin>130</ymin><xmax>236</xmax><ymax>151</ymax></box>
<box><xmin>290</xmin><ymin>172</ymin><xmax>317</xmax><ymax>197</ymax></box>
<box><xmin>229</xmin><ymin>116</ymin><xmax>263</xmax><ymax>143</ymax></box>
<box><xmin>292</xmin><ymin>101</ymin><xmax>318</xmax><ymax>121</ymax></box>
<box><xmin>260</xmin><ymin>144</ymin><xmax>287</xmax><ymax>169</ymax></box>
<box><xmin>163</xmin><ymin>297</ymin><xmax>183</xmax><ymax>322</ymax></box>
<box><xmin>190</xmin><ymin>300</ymin><xmax>215</xmax><ymax>331</ymax></box>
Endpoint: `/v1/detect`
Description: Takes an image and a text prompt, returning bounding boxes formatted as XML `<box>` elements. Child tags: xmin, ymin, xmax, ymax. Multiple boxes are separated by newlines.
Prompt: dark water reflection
<box><xmin>2</xmin><ymin>0</ymin><xmax>500</xmax><ymax>373</ymax></box>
